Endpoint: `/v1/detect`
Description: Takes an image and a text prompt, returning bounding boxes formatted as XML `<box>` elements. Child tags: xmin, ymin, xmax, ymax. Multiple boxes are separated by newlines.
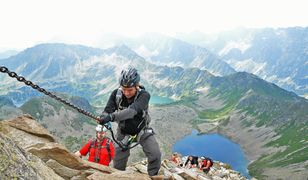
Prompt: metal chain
<box><xmin>0</xmin><ymin>66</ymin><xmax>99</xmax><ymax>121</ymax></box>
<box><xmin>0</xmin><ymin>65</ymin><xmax>140</xmax><ymax>150</ymax></box>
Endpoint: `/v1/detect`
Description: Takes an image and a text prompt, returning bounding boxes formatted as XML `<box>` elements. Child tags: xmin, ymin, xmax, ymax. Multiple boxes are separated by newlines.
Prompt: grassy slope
<box><xmin>190</xmin><ymin>73</ymin><xmax>308</xmax><ymax>179</ymax></box>
<box><xmin>20</xmin><ymin>95</ymin><xmax>97</xmax><ymax>151</ymax></box>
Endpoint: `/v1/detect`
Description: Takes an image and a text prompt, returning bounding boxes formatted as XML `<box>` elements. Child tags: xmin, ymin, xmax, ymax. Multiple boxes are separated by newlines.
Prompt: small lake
<box><xmin>150</xmin><ymin>95</ymin><xmax>174</xmax><ymax>105</ymax></box>
<box><xmin>173</xmin><ymin>131</ymin><xmax>250</xmax><ymax>178</ymax></box>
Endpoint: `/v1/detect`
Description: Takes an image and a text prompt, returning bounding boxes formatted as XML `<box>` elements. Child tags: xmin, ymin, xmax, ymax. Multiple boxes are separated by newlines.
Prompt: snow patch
<box><xmin>96</xmin><ymin>82</ymin><xmax>118</xmax><ymax>96</ymax></box>
<box><xmin>151</xmin><ymin>77</ymin><xmax>171</xmax><ymax>88</ymax></box>
<box><xmin>170</xmin><ymin>94</ymin><xmax>181</xmax><ymax>100</ymax></box>
<box><xmin>277</xmin><ymin>77</ymin><xmax>297</xmax><ymax>87</ymax></box>
<box><xmin>227</xmin><ymin>58</ymin><xmax>266</xmax><ymax>74</ymax></box>
<box><xmin>134</xmin><ymin>45</ymin><xmax>159</xmax><ymax>59</ymax></box>
<box><xmin>266</xmin><ymin>75</ymin><xmax>300</xmax><ymax>90</ymax></box>
<box><xmin>151</xmin><ymin>60</ymin><xmax>184</xmax><ymax>67</ymax></box>
<box><xmin>190</xmin><ymin>56</ymin><xmax>205</xmax><ymax>68</ymax></box>
<box><xmin>266</xmin><ymin>75</ymin><xmax>279</xmax><ymax>82</ymax></box>
<box><xmin>97</xmin><ymin>76</ymin><xmax>113</xmax><ymax>85</ymax></box>
<box><xmin>195</xmin><ymin>86</ymin><xmax>209</xmax><ymax>93</ymax></box>
<box><xmin>219</xmin><ymin>41</ymin><xmax>251</xmax><ymax>56</ymax></box>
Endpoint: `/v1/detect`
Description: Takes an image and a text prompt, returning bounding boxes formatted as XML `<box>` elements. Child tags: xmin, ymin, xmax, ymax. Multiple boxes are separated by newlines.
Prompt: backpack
<box><xmin>202</xmin><ymin>157</ymin><xmax>213</xmax><ymax>168</ymax></box>
<box><xmin>89</xmin><ymin>138</ymin><xmax>112</xmax><ymax>163</ymax></box>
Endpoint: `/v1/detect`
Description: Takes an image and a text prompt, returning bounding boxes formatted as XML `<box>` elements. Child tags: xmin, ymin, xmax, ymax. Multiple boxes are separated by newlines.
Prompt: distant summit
<box><xmin>176</xmin><ymin>27</ymin><xmax>308</xmax><ymax>96</ymax></box>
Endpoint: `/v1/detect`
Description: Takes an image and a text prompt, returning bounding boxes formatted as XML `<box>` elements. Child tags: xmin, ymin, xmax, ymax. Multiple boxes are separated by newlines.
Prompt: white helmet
<box><xmin>95</xmin><ymin>124</ymin><xmax>107</xmax><ymax>132</ymax></box>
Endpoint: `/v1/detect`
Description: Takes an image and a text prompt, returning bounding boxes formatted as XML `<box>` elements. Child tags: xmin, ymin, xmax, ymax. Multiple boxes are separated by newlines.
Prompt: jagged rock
<box><xmin>45</xmin><ymin>159</ymin><xmax>81</xmax><ymax>179</ymax></box>
<box><xmin>0</xmin><ymin>115</ymin><xmax>248</xmax><ymax>180</ymax></box>
<box><xmin>134</xmin><ymin>163</ymin><xmax>148</xmax><ymax>174</ymax></box>
<box><xmin>87</xmin><ymin>171</ymin><xmax>151</xmax><ymax>180</ymax></box>
<box><xmin>212</xmin><ymin>176</ymin><xmax>223</xmax><ymax>180</ymax></box>
<box><xmin>196</xmin><ymin>174</ymin><xmax>211</xmax><ymax>180</ymax></box>
<box><xmin>6</xmin><ymin>114</ymin><xmax>56</xmax><ymax>142</ymax></box>
<box><xmin>178</xmin><ymin>169</ymin><xmax>198</xmax><ymax>180</ymax></box>
<box><xmin>0</xmin><ymin>132</ymin><xmax>63</xmax><ymax>180</ymax></box>
<box><xmin>173</xmin><ymin>174</ymin><xmax>186</xmax><ymax>180</ymax></box>
<box><xmin>0</xmin><ymin>115</ymin><xmax>138</xmax><ymax>179</ymax></box>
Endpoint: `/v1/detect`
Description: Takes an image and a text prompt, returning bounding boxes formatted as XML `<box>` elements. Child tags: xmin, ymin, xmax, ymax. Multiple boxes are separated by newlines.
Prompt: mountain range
<box><xmin>0</xmin><ymin>41</ymin><xmax>307</xmax><ymax>179</ymax></box>
<box><xmin>0</xmin><ymin>43</ymin><xmax>216</xmax><ymax>106</ymax></box>
<box><xmin>175</xmin><ymin>27</ymin><xmax>308</xmax><ymax>97</ymax></box>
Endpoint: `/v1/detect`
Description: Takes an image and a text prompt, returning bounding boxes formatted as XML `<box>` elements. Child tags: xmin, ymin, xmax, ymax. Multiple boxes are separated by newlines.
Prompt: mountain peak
<box><xmin>223</xmin><ymin>71</ymin><xmax>299</xmax><ymax>99</ymax></box>
<box><xmin>105</xmin><ymin>44</ymin><xmax>143</xmax><ymax>60</ymax></box>
<box><xmin>22</xmin><ymin>43</ymin><xmax>103</xmax><ymax>56</ymax></box>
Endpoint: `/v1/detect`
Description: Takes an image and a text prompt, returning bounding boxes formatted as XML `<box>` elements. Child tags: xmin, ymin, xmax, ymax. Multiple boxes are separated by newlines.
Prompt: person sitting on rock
<box><xmin>184</xmin><ymin>155</ymin><xmax>198</xmax><ymax>168</ymax></box>
<box><xmin>75</xmin><ymin>124</ymin><xmax>115</xmax><ymax>166</ymax></box>
<box><xmin>170</xmin><ymin>152</ymin><xmax>183</xmax><ymax>167</ymax></box>
<box><xmin>199</xmin><ymin>156</ymin><xmax>213</xmax><ymax>174</ymax></box>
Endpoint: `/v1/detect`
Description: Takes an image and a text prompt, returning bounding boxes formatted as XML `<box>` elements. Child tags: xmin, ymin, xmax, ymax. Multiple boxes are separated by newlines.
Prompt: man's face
<box><xmin>121</xmin><ymin>86</ymin><xmax>137</xmax><ymax>99</ymax></box>
<box><xmin>96</xmin><ymin>131</ymin><xmax>105</xmax><ymax>140</ymax></box>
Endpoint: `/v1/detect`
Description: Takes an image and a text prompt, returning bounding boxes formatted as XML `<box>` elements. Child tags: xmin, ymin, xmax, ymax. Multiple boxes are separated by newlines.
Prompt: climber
<box><xmin>74</xmin><ymin>124</ymin><xmax>115</xmax><ymax>166</ymax></box>
<box><xmin>184</xmin><ymin>155</ymin><xmax>199</xmax><ymax>168</ymax></box>
<box><xmin>199</xmin><ymin>156</ymin><xmax>213</xmax><ymax>174</ymax></box>
<box><xmin>98</xmin><ymin>67</ymin><xmax>161</xmax><ymax>176</ymax></box>
<box><xmin>170</xmin><ymin>152</ymin><xmax>183</xmax><ymax>167</ymax></box>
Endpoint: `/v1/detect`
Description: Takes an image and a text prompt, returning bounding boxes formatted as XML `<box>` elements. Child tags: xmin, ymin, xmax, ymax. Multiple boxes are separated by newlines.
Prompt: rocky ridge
<box><xmin>0</xmin><ymin>115</ymin><xmax>247</xmax><ymax>180</ymax></box>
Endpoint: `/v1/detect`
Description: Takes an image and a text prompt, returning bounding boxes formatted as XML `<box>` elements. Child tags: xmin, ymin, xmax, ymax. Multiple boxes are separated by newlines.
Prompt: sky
<box><xmin>0</xmin><ymin>0</ymin><xmax>307</xmax><ymax>50</ymax></box>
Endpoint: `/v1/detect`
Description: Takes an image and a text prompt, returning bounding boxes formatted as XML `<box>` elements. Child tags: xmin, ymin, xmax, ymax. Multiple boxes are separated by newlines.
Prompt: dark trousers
<box><xmin>113</xmin><ymin>129</ymin><xmax>161</xmax><ymax>176</ymax></box>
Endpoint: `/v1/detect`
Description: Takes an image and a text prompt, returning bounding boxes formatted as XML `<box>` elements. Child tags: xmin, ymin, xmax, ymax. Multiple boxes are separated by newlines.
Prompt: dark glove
<box><xmin>99</xmin><ymin>113</ymin><xmax>114</xmax><ymax>125</ymax></box>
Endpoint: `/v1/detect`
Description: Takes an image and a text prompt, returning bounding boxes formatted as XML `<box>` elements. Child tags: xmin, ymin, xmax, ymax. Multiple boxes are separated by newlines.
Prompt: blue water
<box><xmin>173</xmin><ymin>130</ymin><xmax>250</xmax><ymax>178</ymax></box>
<box><xmin>150</xmin><ymin>95</ymin><xmax>174</xmax><ymax>105</ymax></box>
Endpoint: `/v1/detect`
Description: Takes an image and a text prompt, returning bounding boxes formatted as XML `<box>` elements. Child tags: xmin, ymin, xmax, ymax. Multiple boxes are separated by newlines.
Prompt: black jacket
<box><xmin>104</xmin><ymin>88</ymin><xmax>150</xmax><ymax>135</ymax></box>
<box><xmin>185</xmin><ymin>156</ymin><xmax>198</xmax><ymax>166</ymax></box>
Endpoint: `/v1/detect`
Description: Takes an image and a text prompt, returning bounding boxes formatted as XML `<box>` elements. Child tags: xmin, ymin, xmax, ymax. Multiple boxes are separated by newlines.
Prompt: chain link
<box><xmin>0</xmin><ymin>66</ymin><xmax>99</xmax><ymax>121</ymax></box>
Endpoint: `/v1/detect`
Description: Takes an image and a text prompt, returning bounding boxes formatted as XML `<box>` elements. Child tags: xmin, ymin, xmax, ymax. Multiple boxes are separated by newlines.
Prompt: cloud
<box><xmin>0</xmin><ymin>0</ymin><xmax>307</xmax><ymax>49</ymax></box>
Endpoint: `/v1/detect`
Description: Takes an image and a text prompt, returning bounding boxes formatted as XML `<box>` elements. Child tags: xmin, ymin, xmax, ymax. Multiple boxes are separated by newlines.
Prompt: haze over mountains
<box><xmin>88</xmin><ymin>27</ymin><xmax>308</xmax><ymax>97</ymax></box>
<box><xmin>0</xmin><ymin>27</ymin><xmax>307</xmax><ymax>179</ymax></box>
<box><xmin>175</xmin><ymin>27</ymin><xmax>308</xmax><ymax>96</ymax></box>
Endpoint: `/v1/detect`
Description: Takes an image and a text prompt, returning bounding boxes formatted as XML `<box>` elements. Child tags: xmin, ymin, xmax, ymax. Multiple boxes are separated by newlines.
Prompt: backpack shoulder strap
<box><xmin>116</xmin><ymin>88</ymin><xmax>122</xmax><ymax>110</ymax></box>
<box><xmin>88</xmin><ymin>138</ymin><xmax>96</xmax><ymax>152</ymax></box>
<box><xmin>104</xmin><ymin>138</ymin><xmax>112</xmax><ymax>161</ymax></box>
<box><xmin>135</xmin><ymin>88</ymin><xmax>151</xmax><ymax>127</ymax></box>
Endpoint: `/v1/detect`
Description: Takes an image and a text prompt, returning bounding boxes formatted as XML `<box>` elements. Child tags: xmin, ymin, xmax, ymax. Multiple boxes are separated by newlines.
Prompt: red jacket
<box><xmin>79</xmin><ymin>138</ymin><xmax>115</xmax><ymax>166</ymax></box>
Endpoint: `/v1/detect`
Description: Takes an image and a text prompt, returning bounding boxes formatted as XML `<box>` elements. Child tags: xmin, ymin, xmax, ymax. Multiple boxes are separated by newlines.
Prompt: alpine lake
<box><xmin>150</xmin><ymin>96</ymin><xmax>250</xmax><ymax>178</ymax></box>
<box><xmin>150</xmin><ymin>95</ymin><xmax>174</xmax><ymax>105</ymax></box>
<box><xmin>173</xmin><ymin>130</ymin><xmax>251</xmax><ymax>178</ymax></box>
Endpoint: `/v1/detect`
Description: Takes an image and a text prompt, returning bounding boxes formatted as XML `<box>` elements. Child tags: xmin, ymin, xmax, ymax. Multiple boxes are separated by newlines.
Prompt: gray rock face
<box><xmin>0</xmin><ymin>129</ymin><xmax>63</xmax><ymax>180</ymax></box>
<box><xmin>0</xmin><ymin>115</ymin><xmax>137</xmax><ymax>179</ymax></box>
<box><xmin>0</xmin><ymin>115</ymin><xmax>247</xmax><ymax>180</ymax></box>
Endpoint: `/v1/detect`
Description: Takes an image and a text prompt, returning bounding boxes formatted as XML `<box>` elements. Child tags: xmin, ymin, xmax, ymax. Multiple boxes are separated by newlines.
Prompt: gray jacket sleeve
<box><xmin>113</xmin><ymin>91</ymin><xmax>150</xmax><ymax>122</ymax></box>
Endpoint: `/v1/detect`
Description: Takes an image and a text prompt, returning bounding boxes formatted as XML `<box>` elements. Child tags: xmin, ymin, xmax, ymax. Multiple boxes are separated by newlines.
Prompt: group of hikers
<box><xmin>170</xmin><ymin>153</ymin><xmax>213</xmax><ymax>174</ymax></box>
<box><xmin>73</xmin><ymin>67</ymin><xmax>213</xmax><ymax>177</ymax></box>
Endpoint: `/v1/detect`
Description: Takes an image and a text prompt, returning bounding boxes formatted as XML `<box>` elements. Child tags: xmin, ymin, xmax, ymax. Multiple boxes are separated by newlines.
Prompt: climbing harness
<box><xmin>88</xmin><ymin>138</ymin><xmax>112</xmax><ymax>163</ymax></box>
<box><xmin>113</xmin><ymin>86</ymin><xmax>153</xmax><ymax>151</ymax></box>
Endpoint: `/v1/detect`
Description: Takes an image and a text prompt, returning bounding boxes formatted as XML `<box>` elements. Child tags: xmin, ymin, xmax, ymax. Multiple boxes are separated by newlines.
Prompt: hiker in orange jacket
<box><xmin>75</xmin><ymin>124</ymin><xmax>115</xmax><ymax>166</ymax></box>
<box><xmin>170</xmin><ymin>152</ymin><xmax>183</xmax><ymax>167</ymax></box>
